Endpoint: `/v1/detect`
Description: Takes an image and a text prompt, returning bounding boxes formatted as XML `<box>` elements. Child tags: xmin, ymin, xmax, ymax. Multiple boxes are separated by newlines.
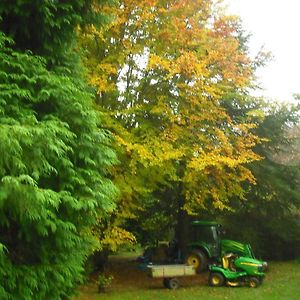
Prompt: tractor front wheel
<box><xmin>208</xmin><ymin>272</ymin><xmax>225</xmax><ymax>287</ymax></box>
<box><xmin>248</xmin><ymin>277</ymin><xmax>260</xmax><ymax>288</ymax></box>
<box><xmin>186</xmin><ymin>250</ymin><xmax>208</xmax><ymax>273</ymax></box>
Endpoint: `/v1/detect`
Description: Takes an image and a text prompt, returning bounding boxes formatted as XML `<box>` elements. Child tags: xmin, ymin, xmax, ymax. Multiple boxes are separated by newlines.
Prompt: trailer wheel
<box><xmin>163</xmin><ymin>278</ymin><xmax>169</xmax><ymax>288</ymax></box>
<box><xmin>186</xmin><ymin>250</ymin><xmax>208</xmax><ymax>272</ymax></box>
<box><xmin>168</xmin><ymin>278</ymin><xmax>180</xmax><ymax>290</ymax></box>
<box><xmin>248</xmin><ymin>277</ymin><xmax>260</xmax><ymax>288</ymax></box>
<box><xmin>208</xmin><ymin>272</ymin><xmax>225</xmax><ymax>287</ymax></box>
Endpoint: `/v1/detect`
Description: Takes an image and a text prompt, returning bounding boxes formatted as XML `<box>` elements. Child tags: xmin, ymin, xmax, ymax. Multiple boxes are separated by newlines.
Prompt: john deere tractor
<box><xmin>185</xmin><ymin>221</ymin><xmax>265</xmax><ymax>272</ymax></box>
<box><xmin>140</xmin><ymin>220</ymin><xmax>266</xmax><ymax>273</ymax></box>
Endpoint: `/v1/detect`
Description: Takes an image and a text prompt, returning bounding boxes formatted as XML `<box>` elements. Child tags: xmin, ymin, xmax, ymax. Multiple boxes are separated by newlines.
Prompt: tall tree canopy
<box><xmin>80</xmin><ymin>0</ymin><xmax>263</xmax><ymax>246</ymax></box>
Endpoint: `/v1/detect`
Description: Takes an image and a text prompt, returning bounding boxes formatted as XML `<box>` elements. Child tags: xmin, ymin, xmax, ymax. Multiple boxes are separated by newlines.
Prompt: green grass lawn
<box><xmin>74</xmin><ymin>259</ymin><xmax>300</xmax><ymax>300</ymax></box>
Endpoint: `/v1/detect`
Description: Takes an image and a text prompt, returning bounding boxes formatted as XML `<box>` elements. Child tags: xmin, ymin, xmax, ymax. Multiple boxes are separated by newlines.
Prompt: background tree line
<box><xmin>0</xmin><ymin>0</ymin><xmax>299</xmax><ymax>299</ymax></box>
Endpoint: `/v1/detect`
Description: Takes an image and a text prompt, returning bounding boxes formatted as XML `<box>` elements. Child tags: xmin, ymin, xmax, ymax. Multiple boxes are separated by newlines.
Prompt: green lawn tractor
<box><xmin>208</xmin><ymin>253</ymin><xmax>265</xmax><ymax>288</ymax></box>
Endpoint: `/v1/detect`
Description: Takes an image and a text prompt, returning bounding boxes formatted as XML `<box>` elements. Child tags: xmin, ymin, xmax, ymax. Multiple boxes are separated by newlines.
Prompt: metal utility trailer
<box><xmin>147</xmin><ymin>264</ymin><xmax>196</xmax><ymax>289</ymax></box>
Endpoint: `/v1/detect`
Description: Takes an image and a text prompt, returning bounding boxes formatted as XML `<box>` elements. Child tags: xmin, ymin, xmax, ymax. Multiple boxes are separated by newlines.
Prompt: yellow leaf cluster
<box><xmin>100</xmin><ymin>226</ymin><xmax>137</xmax><ymax>252</ymax></box>
<box><xmin>148</xmin><ymin>54</ymin><xmax>172</xmax><ymax>73</ymax></box>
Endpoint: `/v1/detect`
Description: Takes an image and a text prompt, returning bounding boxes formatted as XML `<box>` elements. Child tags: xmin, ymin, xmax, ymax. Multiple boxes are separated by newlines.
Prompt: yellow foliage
<box><xmin>79</xmin><ymin>0</ymin><xmax>264</xmax><ymax>225</ymax></box>
<box><xmin>100</xmin><ymin>226</ymin><xmax>137</xmax><ymax>252</ymax></box>
<box><xmin>148</xmin><ymin>54</ymin><xmax>173</xmax><ymax>73</ymax></box>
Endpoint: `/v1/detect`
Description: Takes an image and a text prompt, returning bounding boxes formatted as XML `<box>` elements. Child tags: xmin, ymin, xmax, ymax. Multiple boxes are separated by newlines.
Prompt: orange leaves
<box><xmin>212</xmin><ymin>15</ymin><xmax>240</xmax><ymax>38</ymax></box>
<box><xmin>205</xmin><ymin>15</ymin><xmax>253</xmax><ymax>87</ymax></box>
<box><xmin>176</xmin><ymin>51</ymin><xmax>200</xmax><ymax>77</ymax></box>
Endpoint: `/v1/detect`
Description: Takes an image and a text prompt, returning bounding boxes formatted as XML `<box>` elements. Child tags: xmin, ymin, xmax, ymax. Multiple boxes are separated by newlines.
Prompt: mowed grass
<box><xmin>74</xmin><ymin>256</ymin><xmax>300</xmax><ymax>300</ymax></box>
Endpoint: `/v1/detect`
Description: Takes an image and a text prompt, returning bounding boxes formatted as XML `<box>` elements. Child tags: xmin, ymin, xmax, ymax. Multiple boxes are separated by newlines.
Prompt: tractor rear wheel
<box><xmin>208</xmin><ymin>272</ymin><xmax>225</xmax><ymax>287</ymax></box>
<box><xmin>186</xmin><ymin>249</ymin><xmax>208</xmax><ymax>272</ymax></box>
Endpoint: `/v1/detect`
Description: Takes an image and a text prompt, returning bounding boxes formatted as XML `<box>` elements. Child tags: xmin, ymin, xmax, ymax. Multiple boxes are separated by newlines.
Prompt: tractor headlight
<box><xmin>261</xmin><ymin>261</ymin><xmax>268</xmax><ymax>272</ymax></box>
<box><xmin>258</xmin><ymin>262</ymin><xmax>267</xmax><ymax>272</ymax></box>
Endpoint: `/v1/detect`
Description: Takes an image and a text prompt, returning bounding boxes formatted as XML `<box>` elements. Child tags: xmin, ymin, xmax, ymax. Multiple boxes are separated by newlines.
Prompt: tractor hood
<box><xmin>234</xmin><ymin>256</ymin><xmax>266</xmax><ymax>275</ymax></box>
<box><xmin>234</xmin><ymin>256</ymin><xmax>264</xmax><ymax>267</ymax></box>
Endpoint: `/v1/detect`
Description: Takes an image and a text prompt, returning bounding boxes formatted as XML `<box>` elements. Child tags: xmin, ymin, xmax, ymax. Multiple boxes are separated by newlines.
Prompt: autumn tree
<box><xmin>80</xmin><ymin>0</ymin><xmax>262</xmax><ymax>252</ymax></box>
<box><xmin>0</xmin><ymin>1</ymin><xmax>117</xmax><ymax>299</ymax></box>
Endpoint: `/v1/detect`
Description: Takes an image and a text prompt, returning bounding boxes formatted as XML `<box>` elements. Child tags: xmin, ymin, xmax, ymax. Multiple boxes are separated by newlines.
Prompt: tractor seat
<box><xmin>222</xmin><ymin>256</ymin><xmax>229</xmax><ymax>269</ymax></box>
<box><xmin>222</xmin><ymin>253</ymin><xmax>237</xmax><ymax>271</ymax></box>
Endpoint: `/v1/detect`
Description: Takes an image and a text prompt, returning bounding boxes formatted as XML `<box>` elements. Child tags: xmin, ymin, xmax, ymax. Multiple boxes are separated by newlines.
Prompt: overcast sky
<box><xmin>225</xmin><ymin>0</ymin><xmax>300</xmax><ymax>102</ymax></box>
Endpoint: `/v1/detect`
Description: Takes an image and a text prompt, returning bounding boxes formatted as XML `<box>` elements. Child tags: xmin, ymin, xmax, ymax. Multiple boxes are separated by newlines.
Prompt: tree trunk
<box><xmin>176</xmin><ymin>203</ymin><xmax>190</xmax><ymax>260</ymax></box>
<box><xmin>175</xmin><ymin>159</ymin><xmax>190</xmax><ymax>260</ymax></box>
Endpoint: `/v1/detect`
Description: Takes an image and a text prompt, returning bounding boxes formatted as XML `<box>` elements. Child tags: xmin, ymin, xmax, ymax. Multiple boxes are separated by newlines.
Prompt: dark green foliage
<box><xmin>0</xmin><ymin>0</ymin><xmax>112</xmax><ymax>63</ymax></box>
<box><xmin>0</xmin><ymin>33</ymin><xmax>118</xmax><ymax>299</ymax></box>
<box><xmin>126</xmin><ymin>191</ymin><xmax>178</xmax><ymax>247</ymax></box>
<box><xmin>221</xmin><ymin>102</ymin><xmax>300</xmax><ymax>260</ymax></box>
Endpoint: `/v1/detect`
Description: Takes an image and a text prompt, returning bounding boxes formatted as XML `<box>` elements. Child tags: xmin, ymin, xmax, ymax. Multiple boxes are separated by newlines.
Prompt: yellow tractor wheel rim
<box><xmin>211</xmin><ymin>276</ymin><xmax>221</xmax><ymax>285</ymax></box>
<box><xmin>187</xmin><ymin>255</ymin><xmax>200</xmax><ymax>269</ymax></box>
<box><xmin>249</xmin><ymin>281</ymin><xmax>257</xmax><ymax>288</ymax></box>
